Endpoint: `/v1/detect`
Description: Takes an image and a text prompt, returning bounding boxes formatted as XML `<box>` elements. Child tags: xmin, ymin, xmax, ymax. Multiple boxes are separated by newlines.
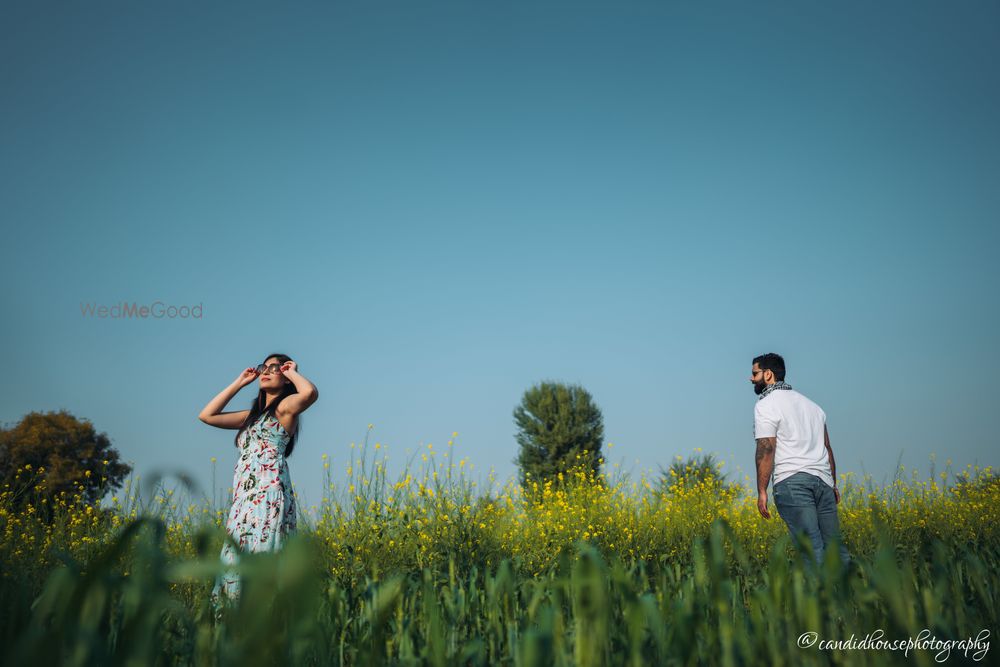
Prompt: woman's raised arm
<box><xmin>274</xmin><ymin>361</ymin><xmax>319</xmax><ymax>419</ymax></box>
<box><xmin>198</xmin><ymin>368</ymin><xmax>256</xmax><ymax>429</ymax></box>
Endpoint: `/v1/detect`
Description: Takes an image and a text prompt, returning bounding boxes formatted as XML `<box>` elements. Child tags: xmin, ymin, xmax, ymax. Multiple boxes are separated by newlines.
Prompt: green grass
<box><xmin>1</xmin><ymin>515</ymin><xmax>996</xmax><ymax>666</ymax></box>
<box><xmin>1</xmin><ymin>454</ymin><xmax>997</xmax><ymax>665</ymax></box>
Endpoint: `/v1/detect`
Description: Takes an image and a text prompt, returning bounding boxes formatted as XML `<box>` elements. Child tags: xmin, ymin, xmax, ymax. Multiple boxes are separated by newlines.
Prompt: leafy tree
<box><xmin>514</xmin><ymin>382</ymin><xmax>604</xmax><ymax>485</ymax></box>
<box><xmin>659</xmin><ymin>453</ymin><xmax>732</xmax><ymax>493</ymax></box>
<box><xmin>951</xmin><ymin>469</ymin><xmax>999</xmax><ymax>499</ymax></box>
<box><xmin>0</xmin><ymin>410</ymin><xmax>132</xmax><ymax>510</ymax></box>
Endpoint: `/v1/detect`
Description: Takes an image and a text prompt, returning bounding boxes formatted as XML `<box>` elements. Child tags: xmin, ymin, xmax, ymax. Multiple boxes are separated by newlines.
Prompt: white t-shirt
<box><xmin>754</xmin><ymin>389</ymin><xmax>834</xmax><ymax>488</ymax></box>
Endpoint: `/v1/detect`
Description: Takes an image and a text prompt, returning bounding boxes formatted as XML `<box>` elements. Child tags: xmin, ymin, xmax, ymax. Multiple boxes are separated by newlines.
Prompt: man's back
<box><xmin>754</xmin><ymin>389</ymin><xmax>833</xmax><ymax>487</ymax></box>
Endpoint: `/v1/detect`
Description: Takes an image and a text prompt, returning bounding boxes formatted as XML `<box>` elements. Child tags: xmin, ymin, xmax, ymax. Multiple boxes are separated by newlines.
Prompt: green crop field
<box><xmin>1</xmin><ymin>446</ymin><xmax>996</xmax><ymax>666</ymax></box>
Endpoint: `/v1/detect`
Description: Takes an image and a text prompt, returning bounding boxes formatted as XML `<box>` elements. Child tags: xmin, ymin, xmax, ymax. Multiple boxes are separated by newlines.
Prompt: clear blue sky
<box><xmin>2</xmin><ymin>1</ymin><xmax>997</xmax><ymax>510</ymax></box>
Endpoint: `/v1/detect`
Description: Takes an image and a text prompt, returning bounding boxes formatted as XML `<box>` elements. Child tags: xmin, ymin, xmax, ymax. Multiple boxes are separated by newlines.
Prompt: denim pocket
<box><xmin>773</xmin><ymin>477</ymin><xmax>810</xmax><ymax>508</ymax></box>
<box><xmin>772</xmin><ymin>480</ymin><xmax>787</xmax><ymax>503</ymax></box>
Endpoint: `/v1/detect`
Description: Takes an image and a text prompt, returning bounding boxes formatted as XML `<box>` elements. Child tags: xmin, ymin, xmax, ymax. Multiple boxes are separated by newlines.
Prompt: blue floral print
<box><xmin>211</xmin><ymin>410</ymin><xmax>297</xmax><ymax>607</ymax></box>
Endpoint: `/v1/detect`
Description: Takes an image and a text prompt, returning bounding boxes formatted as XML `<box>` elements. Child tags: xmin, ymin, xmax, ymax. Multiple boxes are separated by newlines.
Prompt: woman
<box><xmin>198</xmin><ymin>353</ymin><xmax>319</xmax><ymax>608</ymax></box>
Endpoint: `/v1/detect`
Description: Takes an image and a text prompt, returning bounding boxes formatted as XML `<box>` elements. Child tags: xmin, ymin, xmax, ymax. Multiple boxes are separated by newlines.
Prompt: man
<box><xmin>751</xmin><ymin>353</ymin><xmax>850</xmax><ymax>566</ymax></box>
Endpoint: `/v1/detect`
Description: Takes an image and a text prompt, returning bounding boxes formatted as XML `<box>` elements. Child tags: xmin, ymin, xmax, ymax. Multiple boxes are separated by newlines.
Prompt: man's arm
<box><xmin>755</xmin><ymin>437</ymin><xmax>776</xmax><ymax>519</ymax></box>
<box><xmin>824</xmin><ymin>424</ymin><xmax>840</xmax><ymax>504</ymax></box>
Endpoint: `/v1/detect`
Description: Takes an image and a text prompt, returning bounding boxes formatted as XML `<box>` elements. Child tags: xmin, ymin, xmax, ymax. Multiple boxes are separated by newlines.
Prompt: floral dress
<box><xmin>211</xmin><ymin>410</ymin><xmax>297</xmax><ymax>607</ymax></box>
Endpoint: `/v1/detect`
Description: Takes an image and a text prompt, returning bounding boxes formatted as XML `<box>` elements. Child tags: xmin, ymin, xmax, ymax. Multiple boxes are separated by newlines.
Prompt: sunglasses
<box><xmin>255</xmin><ymin>363</ymin><xmax>284</xmax><ymax>376</ymax></box>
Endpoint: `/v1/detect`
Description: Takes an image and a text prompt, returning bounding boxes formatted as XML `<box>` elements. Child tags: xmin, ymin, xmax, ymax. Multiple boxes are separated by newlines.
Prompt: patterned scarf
<box><xmin>758</xmin><ymin>380</ymin><xmax>793</xmax><ymax>400</ymax></box>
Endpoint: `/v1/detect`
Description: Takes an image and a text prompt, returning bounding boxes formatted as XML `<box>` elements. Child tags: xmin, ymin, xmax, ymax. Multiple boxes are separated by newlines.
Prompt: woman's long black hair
<box><xmin>234</xmin><ymin>352</ymin><xmax>301</xmax><ymax>457</ymax></box>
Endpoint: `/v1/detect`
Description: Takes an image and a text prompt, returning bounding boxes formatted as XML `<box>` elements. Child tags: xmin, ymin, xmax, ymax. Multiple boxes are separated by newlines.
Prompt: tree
<box><xmin>514</xmin><ymin>382</ymin><xmax>604</xmax><ymax>485</ymax></box>
<box><xmin>0</xmin><ymin>410</ymin><xmax>132</xmax><ymax>510</ymax></box>
<box><xmin>659</xmin><ymin>453</ymin><xmax>732</xmax><ymax>493</ymax></box>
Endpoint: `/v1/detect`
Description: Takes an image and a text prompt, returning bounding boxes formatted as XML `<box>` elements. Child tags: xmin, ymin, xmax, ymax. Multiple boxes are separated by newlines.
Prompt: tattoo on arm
<box><xmin>755</xmin><ymin>437</ymin><xmax>776</xmax><ymax>494</ymax></box>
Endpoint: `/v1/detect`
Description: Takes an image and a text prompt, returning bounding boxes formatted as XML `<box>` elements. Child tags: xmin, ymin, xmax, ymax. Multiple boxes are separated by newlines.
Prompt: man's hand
<box><xmin>754</xmin><ymin>437</ymin><xmax>776</xmax><ymax>520</ymax></box>
<box><xmin>833</xmin><ymin>486</ymin><xmax>840</xmax><ymax>504</ymax></box>
<box><xmin>757</xmin><ymin>491</ymin><xmax>771</xmax><ymax>519</ymax></box>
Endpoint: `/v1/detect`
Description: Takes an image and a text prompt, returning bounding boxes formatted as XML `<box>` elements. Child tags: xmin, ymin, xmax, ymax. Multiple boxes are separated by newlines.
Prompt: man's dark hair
<box><xmin>753</xmin><ymin>353</ymin><xmax>786</xmax><ymax>381</ymax></box>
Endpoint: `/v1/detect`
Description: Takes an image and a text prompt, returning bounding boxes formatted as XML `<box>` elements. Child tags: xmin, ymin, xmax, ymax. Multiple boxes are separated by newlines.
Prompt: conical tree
<box><xmin>514</xmin><ymin>381</ymin><xmax>604</xmax><ymax>485</ymax></box>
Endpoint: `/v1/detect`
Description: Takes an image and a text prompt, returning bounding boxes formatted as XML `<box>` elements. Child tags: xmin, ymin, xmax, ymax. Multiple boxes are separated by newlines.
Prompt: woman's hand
<box><xmin>280</xmin><ymin>360</ymin><xmax>298</xmax><ymax>375</ymax></box>
<box><xmin>234</xmin><ymin>367</ymin><xmax>260</xmax><ymax>388</ymax></box>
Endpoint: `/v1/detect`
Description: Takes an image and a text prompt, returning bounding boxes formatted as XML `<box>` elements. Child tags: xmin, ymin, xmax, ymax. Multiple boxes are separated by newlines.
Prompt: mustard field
<box><xmin>1</xmin><ymin>441</ymin><xmax>997</xmax><ymax>666</ymax></box>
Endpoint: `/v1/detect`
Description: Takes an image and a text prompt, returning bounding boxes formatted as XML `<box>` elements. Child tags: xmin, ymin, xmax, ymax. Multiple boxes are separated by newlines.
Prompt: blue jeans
<box><xmin>773</xmin><ymin>472</ymin><xmax>850</xmax><ymax>567</ymax></box>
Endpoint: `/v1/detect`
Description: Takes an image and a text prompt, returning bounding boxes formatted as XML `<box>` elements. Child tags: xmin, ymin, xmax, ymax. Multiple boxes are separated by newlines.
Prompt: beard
<box><xmin>753</xmin><ymin>380</ymin><xmax>766</xmax><ymax>395</ymax></box>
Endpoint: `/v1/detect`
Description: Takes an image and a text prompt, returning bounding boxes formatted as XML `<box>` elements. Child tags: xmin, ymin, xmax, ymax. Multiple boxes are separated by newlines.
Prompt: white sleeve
<box><xmin>754</xmin><ymin>401</ymin><xmax>779</xmax><ymax>438</ymax></box>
